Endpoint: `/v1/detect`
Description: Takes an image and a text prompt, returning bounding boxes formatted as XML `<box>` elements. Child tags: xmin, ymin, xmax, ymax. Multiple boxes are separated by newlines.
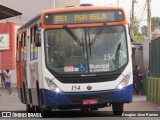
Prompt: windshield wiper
<box><xmin>64</xmin><ymin>25</ymin><xmax>84</xmax><ymax>46</ymax></box>
<box><xmin>90</xmin><ymin>23</ymin><xmax>107</xmax><ymax>46</ymax></box>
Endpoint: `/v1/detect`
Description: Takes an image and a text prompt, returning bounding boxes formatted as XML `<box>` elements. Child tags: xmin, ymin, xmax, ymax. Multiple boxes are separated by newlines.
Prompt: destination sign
<box><xmin>44</xmin><ymin>10</ymin><xmax>124</xmax><ymax>25</ymax></box>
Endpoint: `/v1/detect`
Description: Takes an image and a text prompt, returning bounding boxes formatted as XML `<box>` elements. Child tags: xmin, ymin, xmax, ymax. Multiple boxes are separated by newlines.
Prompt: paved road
<box><xmin>0</xmin><ymin>87</ymin><xmax>160</xmax><ymax>119</ymax></box>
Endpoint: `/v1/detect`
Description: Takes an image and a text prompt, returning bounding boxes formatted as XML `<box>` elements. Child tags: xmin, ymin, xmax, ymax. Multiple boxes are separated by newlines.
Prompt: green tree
<box><xmin>151</xmin><ymin>17</ymin><xmax>160</xmax><ymax>31</ymax></box>
<box><xmin>141</xmin><ymin>17</ymin><xmax>160</xmax><ymax>36</ymax></box>
<box><xmin>134</xmin><ymin>35</ymin><xmax>145</xmax><ymax>42</ymax></box>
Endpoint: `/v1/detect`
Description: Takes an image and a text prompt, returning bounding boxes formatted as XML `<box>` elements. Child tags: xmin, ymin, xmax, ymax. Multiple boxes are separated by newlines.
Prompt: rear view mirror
<box><xmin>35</xmin><ymin>32</ymin><xmax>41</xmax><ymax>47</ymax></box>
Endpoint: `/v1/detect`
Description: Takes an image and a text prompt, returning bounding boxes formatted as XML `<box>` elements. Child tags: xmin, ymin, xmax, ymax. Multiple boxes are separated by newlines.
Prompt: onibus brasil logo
<box><xmin>1</xmin><ymin>112</ymin><xmax>42</xmax><ymax>118</ymax></box>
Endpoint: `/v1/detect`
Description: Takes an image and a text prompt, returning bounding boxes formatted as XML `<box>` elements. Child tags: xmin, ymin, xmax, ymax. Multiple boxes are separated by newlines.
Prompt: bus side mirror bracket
<box><xmin>35</xmin><ymin>32</ymin><xmax>41</xmax><ymax>47</ymax></box>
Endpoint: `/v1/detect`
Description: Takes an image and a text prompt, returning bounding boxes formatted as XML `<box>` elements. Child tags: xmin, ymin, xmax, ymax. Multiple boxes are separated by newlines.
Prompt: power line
<box><xmin>138</xmin><ymin>2</ymin><xmax>147</xmax><ymax>27</ymax></box>
<box><xmin>147</xmin><ymin>0</ymin><xmax>152</xmax><ymax>39</ymax></box>
<box><xmin>129</xmin><ymin>0</ymin><xmax>148</xmax><ymax>34</ymax></box>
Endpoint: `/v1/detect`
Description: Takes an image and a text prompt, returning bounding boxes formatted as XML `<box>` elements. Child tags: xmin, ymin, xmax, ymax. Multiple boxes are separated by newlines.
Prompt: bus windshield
<box><xmin>44</xmin><ymin>25</ymin><xmax>128</xmax><ymax>74</ymax></box>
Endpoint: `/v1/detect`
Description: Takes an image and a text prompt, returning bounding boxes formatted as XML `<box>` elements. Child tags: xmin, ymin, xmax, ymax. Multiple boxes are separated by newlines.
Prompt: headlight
<box><xmin>117</xmin><ymin>73</ymin><xmax>131</xmax><ymax>89</ymax></box>
<box><xmin>45</xmin><ymin>77</ymin><xmax>62</xmax><ymax>93</ymax></box>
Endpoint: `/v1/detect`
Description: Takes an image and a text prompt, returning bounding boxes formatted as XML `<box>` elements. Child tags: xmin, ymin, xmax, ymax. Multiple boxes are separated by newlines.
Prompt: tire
<box><xmin>112</xmin><ymin>103</ymin><xmax>124</xmax><ymax>115</ymax></box>
<box><xmin>41</xmin><ymin>108</ymin><xmax>52</xmax><ymax>118</ymax></box>
<box><xmin>26</xmin><ymin>104</ymin><xmax>36</xmax><ymax>112</ymax></box>
<box><xmin>35</xmin><ymin>106</ymin><xmax>41</xmax><ymax>112</ymax></box>
<box><xmin>81</xmin><ymin>107</ymin><xmax>89</xmax><ymax>112</ymax></box>
<box><xmin>36</xmin><ymin>82</ymin><xmax>51</xmax><ymax>117</ymax></box>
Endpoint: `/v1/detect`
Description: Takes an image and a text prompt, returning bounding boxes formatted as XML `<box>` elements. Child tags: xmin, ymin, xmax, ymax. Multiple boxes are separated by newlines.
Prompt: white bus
<box><xmin>16</xmin><ymin>5</ymin><xmax>133</xmax><ymax>115</ymax></box>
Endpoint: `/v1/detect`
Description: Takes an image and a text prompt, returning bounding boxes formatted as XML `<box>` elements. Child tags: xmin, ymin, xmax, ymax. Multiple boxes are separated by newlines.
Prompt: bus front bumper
<box><xmin>42</xmin><ymin>84</ymin><xmax>133</xmax><ymax>108</ymax></box>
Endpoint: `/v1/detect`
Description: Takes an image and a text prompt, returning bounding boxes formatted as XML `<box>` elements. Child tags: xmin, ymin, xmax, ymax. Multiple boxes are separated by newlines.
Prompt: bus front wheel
<box><xmin>112</xmin><ymin>103</ymin><xmax>124</xmax><ymax>115</ymax></box>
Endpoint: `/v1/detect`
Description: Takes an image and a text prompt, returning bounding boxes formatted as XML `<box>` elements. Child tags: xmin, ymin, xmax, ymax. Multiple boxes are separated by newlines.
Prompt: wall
<box><xmin>0</xmin><ymin>22</ymin><xmax>15</xmax><ymax>70</ymax></box>
<box><xmin>143</xmin><ymin>40</ymin><xmax>150</xmax><ymax>74</ymax></box>
<box><xmin>0</xmin><ymin>24</ymin><xmax>20</xmax><ymax>84</ymax></box>
<box><xmin>135</xmin><ymin>48</ymin><xmax>143</xmax><ymax>69</ymax></box>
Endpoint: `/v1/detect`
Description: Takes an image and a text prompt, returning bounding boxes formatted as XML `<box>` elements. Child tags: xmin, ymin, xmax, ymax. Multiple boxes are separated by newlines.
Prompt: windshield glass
<box><xmin>44</xmin><ymin>25</ymin><xmax>128</xmax><ymax>74</ymax></box>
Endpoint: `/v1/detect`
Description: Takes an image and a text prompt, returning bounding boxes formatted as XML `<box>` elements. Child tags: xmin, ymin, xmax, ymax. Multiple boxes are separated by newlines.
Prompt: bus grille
<box><xmin>66</xmin><ymin>93</ymin><xmax>113</xmax><ymax>104</ymax></box>
<box><xmin>57</xmin><ymin>75</ymin><xmax>119</xmax><ymax>83</ymax></box>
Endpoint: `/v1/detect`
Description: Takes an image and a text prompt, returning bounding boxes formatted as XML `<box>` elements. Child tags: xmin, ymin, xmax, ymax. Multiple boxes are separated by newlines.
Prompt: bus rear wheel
<box><xmin>26</xmin><ymin>104</ymin><xmax>36</xmax><ymax>112</ymax></box>
<box><xmin>112</xmin><ymin>103</ymin><xmax>124</xmax><ymax>115</ymax></box>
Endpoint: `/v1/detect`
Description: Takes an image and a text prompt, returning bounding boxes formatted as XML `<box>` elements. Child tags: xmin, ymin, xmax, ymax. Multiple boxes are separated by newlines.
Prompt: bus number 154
<box><xmin>71</xmin><ymin>85</ymin><xmax>81</xmax><ymax>91</ymax></box>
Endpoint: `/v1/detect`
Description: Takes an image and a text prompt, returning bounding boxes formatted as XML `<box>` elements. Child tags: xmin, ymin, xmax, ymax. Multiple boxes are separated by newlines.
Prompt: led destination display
<box><xmin>44</xmin><ymin>10</ymin><xmax>124</xmax><ymax>25</ymax></box>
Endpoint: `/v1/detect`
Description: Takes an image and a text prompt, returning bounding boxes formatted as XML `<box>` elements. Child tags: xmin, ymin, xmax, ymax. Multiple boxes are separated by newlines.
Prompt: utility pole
<box><xmin>147</xmin><ymin>0</ymin><xmax>152</xmax><ymax>40</ymax></box>
<box><xmin>117</xmin><ymin>0</ymin><xmax>119</xmax><ymax>7</ymax></box>
<box><xmin>131</xmin><ymin>0</ymin><xmax>135</xmax><ymax>37</ymax></box>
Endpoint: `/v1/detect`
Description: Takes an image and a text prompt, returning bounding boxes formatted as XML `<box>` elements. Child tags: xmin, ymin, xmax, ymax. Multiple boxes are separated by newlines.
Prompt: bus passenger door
<box><xmin>22</xmin><ymin>32</ymin><xmax>30</xmax><ymax>105</ymax></box>
<box><xmin>16</xmin><ymin>39</ymin><xmax>23</xmax><ymax>102</ymax></box>
<box><xmin>29</xmin><ymin>27</ymin><xmax>39</xmax><ymax>106</ymax></box>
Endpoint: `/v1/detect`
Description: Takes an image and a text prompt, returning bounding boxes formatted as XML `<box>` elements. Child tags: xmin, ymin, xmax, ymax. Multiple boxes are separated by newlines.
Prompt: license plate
<box><xmin>83</xmin><ymin>99</ymin><xmax>98</xmax><ymax>105</ymax></box>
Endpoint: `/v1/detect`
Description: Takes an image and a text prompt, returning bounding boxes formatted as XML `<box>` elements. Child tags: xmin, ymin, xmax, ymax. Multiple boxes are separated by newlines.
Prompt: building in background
<box><xmin>0</xmin><ymin>0</ymin><xmax>80</xmax><ymax>84</ymax></box>
<box><xmin>0</xmin><ymin>22</ymin><xmax>15</xmax><ymax>70</ymax></box>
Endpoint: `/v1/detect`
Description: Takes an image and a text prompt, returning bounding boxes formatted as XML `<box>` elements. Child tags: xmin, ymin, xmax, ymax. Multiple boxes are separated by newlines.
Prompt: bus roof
<box><xmin>17</xmin><ymin>14</ymin><xmax>40</xmax><ymax>33</ymax></box>
<box><xmin>41</xmin><ymin>6</ymin><xmax>125</xmax><ymax>14</ymax></box>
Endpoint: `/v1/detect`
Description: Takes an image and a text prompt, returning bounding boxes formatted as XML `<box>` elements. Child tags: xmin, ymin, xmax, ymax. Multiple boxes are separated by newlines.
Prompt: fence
<box><xmin>147</xmin><ymin>37</ymin><xmax>160</xmax><ymax>105</ymax></box>
<box><xmin>149</xmin><ymin>37</ymin><xmax>160</xmax><ymax>77</ymax></box>
<box><xmin>146</xmin><ymin>77</ymin><xmax>160</xmax><ymax>105</ymax></box>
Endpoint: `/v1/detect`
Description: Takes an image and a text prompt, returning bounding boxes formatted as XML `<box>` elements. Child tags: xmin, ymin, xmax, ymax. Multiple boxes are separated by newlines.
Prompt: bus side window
<box><xmin>23</xmin><ymin>32</ymin><xmax>27</xmax><ymax>62</ymax></box>
<box><xmin>20</xmin><ymin>32</ymin><xmax>27</xmax><ymax>62</ymax></box>
<box><xmin>30</xmin><ymin>26</ymin><xmax>38</xmax><ymax>61</ymax></box>
<box><xmin>21</xmin><ymin>34</ymin><xmax>24</xmax><ymax>62</ymax></box>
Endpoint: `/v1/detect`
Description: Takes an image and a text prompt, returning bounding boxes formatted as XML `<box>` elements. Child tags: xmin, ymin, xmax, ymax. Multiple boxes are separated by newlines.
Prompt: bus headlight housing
<box><xmin>117</xmin><ymin>73</ymin><xmax>131</xmax><ymax>89</ymax></box>
<box><xmin>45</xmin><ymin>77</ymin><xmax>62</xmax><ymax>93</ymax></box>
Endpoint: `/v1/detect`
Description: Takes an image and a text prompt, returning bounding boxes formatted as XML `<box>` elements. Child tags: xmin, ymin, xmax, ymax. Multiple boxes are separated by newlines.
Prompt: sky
<box><xmin>80</xmin><ymin>0</ymin><xmax>160</xmax><ymax>26</ymax></box>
